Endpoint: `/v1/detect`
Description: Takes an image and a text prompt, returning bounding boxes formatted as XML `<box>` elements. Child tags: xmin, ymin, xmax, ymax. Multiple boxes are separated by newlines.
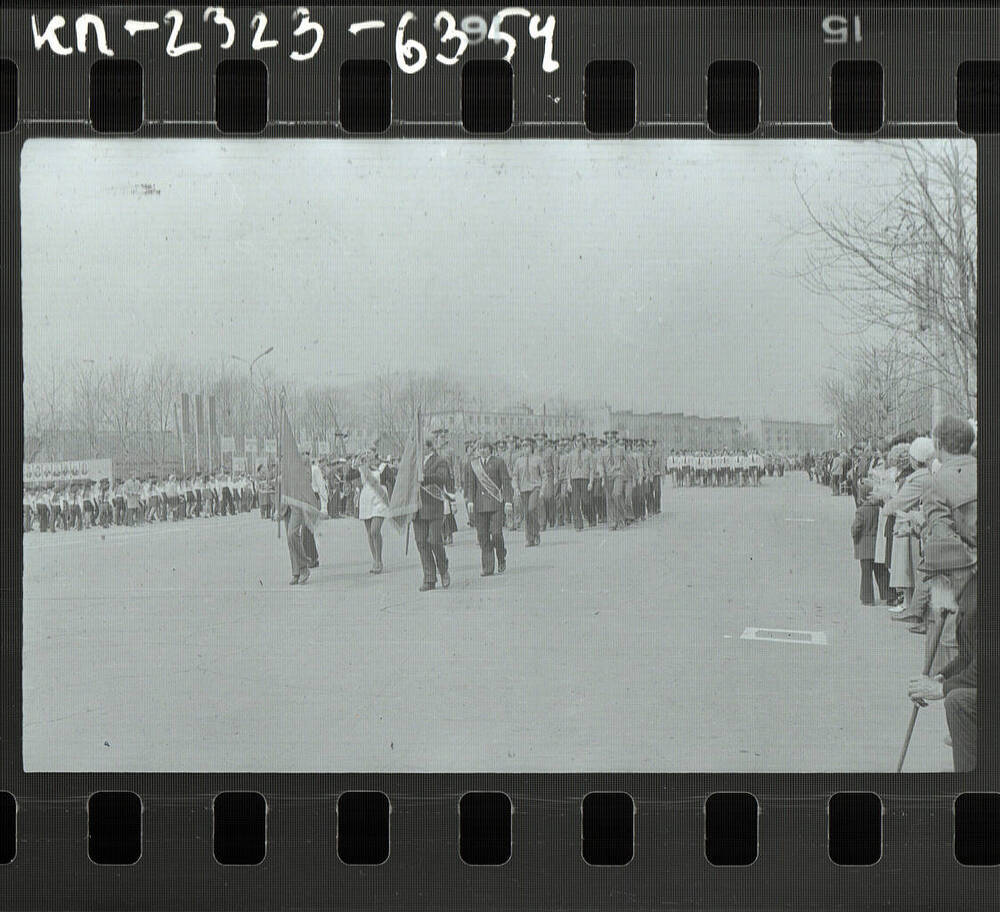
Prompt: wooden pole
<box><xmin>193</xmin><ymin>393</ymin><xmax>201</xmax><ymax>473</ymax></box>
<box><xmin>276</xmin><ymin>393</ymin><xmax>283</xmax><ymax>539</ymax></box>
<box><xmin>896</xmin><ymin>607</ymin><xmax>953</xmax><ymax>773</ymax></box>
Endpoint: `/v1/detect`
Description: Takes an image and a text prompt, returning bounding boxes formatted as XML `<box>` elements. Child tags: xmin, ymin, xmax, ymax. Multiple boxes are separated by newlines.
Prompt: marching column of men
<box><xmin>449</xmin><ymin>428</ymin><xmax>664</xmax><ymax>541</ymax></box>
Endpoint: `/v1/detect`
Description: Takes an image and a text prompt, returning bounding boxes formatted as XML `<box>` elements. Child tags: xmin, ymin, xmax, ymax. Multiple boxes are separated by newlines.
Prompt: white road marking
<box><xmin>741</xmin><ymin>627</ymin><xmax>827</xmax><ymax>645</ymax></box>
<box><xmin>784</xmin><ymin>517</ymin><xmax>816</xmax><ymax>522</ymax></box>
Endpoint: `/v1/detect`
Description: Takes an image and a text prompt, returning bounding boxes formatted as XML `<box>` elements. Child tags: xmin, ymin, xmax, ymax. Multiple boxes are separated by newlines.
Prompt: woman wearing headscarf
<box><xmin>880</xmin><ymin>437</ymin><xmax>936</xmax><ymax>620</ymax></box>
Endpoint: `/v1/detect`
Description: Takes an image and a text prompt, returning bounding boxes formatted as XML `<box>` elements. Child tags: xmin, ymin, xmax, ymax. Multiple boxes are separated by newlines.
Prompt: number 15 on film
<box><xmin>822</xmin><ymin>14</ymin><xmax>862</xmax><ymax>43</ymax></box>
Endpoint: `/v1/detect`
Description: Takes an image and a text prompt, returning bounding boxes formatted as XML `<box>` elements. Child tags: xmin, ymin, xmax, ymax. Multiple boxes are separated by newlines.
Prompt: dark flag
<box><xmin>181</xmin><ymin>392</ymin><xmax>191</xmax><ymax>434</ymax></box>
<box><xmin>279</xmin><ymin>407</ymin><xmax>326</xmax><ymax>533</ymax></box>
<box><xmin>386</xmin><ymin>411</ymin><xmax>424</xmax><ymax>534</ymax></box>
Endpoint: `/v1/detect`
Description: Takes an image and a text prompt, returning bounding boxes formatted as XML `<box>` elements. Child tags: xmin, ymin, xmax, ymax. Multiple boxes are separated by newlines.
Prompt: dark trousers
<box><xmin>632</xmin><ymin>484</ymin><xmax>645</xmax><ymax>520</ymax></box>
<box><xmin>221</xmin><ymin>487</ymin><xmax>235</xmax><ymax>515</ymax></box>
<box><xmin>544</xmin><ymin>491</ymin><xmax>556</xmax><ymax>528</ymax></box>
<box><xmin>302</xmin><ymin>525</ymin><xmax>318</xmax><ymax>564</ymax></box>
<box><xmin>859</xmin><ymin>559</ymin><xmax>889</xmax><ymax>604</ymax></box>
<box><xmin>36</xmin><ymin>504</ymin><xmax>49</xmax><ymax>533</ymax></box>
<box><xmin>519</xmin><ymin>489</ymin><xmax>540</xmax><ymax>544</ymax></box>
<box><xmin>570</xmin><ymin>478</ymin><xmax>588</xmax><ymax>530</ymax></box>
<box><xmin>944</xmin><ymin>687</ymin><xmax>976</xmax><ymax>772</ymax></box>
<box><xmin>474</xmin><ymin>510</ymin><xmax>506</xmax><ymax>573</ymax></box>
<box><xmin>558</xmin><ymin>490</ymin><xmax>571</xmax><ymax>525</ymax></box>
<box><xmin>413</xmin><ymin>517</ymin><xmax>448</xmax><ymax>585</ymax></box>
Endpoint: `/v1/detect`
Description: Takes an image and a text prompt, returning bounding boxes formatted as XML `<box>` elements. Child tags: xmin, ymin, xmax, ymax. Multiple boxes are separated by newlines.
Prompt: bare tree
<box><xmin>143</xmin><ymin>354</ymin><xmax>182</xmax><ymax>467</ymax></box>
<box><xmin>796</xmin><ymin>139</ymin><xmax>976</xmax><ymax>417</ymax></box>
<box><xmin>361</xmin><ymin>369</ymin><xmax>463</xmax><ymax>453</ymax></box>
<box><xmin>24</xmin><ymin>360</ymin><xmax>68</xmax><ymax>461</ymax></box>
<box><xmin>819</xmin><ymin>339</ymin><xmax>930</xmax><ymax>445</ymax></box>
<box><xmin>101</xmin><ymin>359</ymin><xmax>142</xmax><ymax>458</ymax></box>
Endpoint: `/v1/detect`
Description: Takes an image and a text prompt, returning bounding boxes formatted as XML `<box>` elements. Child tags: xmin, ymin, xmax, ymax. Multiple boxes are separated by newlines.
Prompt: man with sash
<box><xmin>464</xmin><ymin>438</ymin><xmax>513</xmax><ymax>576</ymax></box>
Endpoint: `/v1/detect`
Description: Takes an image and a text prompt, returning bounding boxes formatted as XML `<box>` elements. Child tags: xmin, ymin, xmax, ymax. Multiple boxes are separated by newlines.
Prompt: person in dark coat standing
<box><xmin>852</xmin><ymin>479</ymin><xmax>886</xmax><ymax>605</ymax></box>
<box><xmin>413</xmin><ymin>437</ymin><xmax>453</xmax><ymax>592</ymax></box>
<box><xmin>464</xmin><ymin>438</ymin><xmax>514</xmax><ymax>576</ymax></box>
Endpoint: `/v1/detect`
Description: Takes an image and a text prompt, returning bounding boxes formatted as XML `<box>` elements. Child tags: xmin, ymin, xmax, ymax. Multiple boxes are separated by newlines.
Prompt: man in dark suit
<box><xmin>413</xmin><ymin>437</ymin><xmax>453</xmax><ymax>592</ymax></box>
<box><xmin>464</xmin><ymin>438</ymin><xmax>514</xmax><ymax>576</ymax></box>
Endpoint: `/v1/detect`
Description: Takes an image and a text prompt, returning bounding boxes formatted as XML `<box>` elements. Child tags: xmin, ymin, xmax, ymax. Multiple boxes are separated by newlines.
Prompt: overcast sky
<box><xmin>21</xmin><ymin>138</ymin><xmax>967</xmax><ymax>422</ymax></box>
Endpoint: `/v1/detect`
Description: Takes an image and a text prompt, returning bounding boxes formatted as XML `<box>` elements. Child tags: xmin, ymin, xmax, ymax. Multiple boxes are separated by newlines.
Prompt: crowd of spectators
<box><xmin>841</xmin><ymin>415</ymin><xmax>978</xmax><ymax>772</ymax></box>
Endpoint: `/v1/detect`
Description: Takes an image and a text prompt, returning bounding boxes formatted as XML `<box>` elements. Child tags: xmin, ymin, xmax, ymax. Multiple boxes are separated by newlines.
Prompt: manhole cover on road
<box><xmin>741</xmin><ymin>627</ymin><xmax>828</xmax><ymax>645</ymax></box>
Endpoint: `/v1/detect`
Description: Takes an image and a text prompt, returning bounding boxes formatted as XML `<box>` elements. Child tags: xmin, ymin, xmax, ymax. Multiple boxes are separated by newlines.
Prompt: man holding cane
<box><xmin>899</xmin><ymin>415</ymin><xmax>977</xmax><ymax>772</ymax></box>
<box><xmin>904</xmin><ymin>544</ymin><xmax>977</xmax><ymax>771</ymax></box>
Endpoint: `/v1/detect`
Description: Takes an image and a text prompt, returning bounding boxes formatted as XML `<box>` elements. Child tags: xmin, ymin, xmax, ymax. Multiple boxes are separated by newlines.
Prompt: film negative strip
<box><xmin>1</xmin><ymin>2</ymin><xmax>998</xmax><ymax>909</ymax></box>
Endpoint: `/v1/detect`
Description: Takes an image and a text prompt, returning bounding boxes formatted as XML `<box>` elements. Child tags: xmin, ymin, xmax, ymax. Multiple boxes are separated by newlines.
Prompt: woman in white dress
<box><xmin>355</xmin><ymin>448</ymin><xmax>390</xmax><ymax>574</ymax></box>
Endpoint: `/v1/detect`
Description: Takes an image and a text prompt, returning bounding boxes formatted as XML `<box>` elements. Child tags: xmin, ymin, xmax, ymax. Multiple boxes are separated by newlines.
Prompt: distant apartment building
<box><xmin>608</xmin><ymin>410</ymin><xmax>743</xmax><ymax>451</ymax></box>
<box><xmin>744</xmin><ymin>419</ymin><xmax>835</xmax><ymax>453</ymax></box>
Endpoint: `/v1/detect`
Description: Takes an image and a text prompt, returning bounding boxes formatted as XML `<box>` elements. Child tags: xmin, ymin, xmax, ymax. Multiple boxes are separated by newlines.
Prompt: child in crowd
<box><xmin>852</xmin><ymin>479</ymin><xmax>888</xmax><ymax>605</ymax></box>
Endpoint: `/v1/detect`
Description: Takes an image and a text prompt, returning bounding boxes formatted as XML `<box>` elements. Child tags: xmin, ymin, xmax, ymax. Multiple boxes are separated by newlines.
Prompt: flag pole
<box><xmin>406</xmin><ymin>408</ymin><xmax>423</xmax><ymax>556</ymax></box>
<box><xmin>193</xmin><ymin>393</ymin><xmax>202</xmax><ymax>473</ymax></box>
<box><xmin>276</xmin><ymin>392</ymin><xmax>283</xmax><ymax>539</ymax></box>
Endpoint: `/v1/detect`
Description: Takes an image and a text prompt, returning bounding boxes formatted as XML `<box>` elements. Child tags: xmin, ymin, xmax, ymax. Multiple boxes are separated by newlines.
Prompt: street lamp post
<box><xmin>230</xmin><ymin>347</ymin><xmax>274</xmax><ymax>445</ymax></box>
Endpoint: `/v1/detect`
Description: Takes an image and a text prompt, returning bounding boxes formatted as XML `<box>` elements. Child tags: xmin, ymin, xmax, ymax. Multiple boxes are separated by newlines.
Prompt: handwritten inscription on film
<box><xmin>30</xmin><ymin>7</ymin><xmax>560</xmax><ymax>71</ymax></box>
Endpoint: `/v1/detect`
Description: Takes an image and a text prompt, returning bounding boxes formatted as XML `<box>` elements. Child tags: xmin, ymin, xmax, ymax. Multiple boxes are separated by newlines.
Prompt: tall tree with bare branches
<box><xmin>796</xmin><ymin>139</ymin><xmax>976</xmax><ymax>418</ymax></box>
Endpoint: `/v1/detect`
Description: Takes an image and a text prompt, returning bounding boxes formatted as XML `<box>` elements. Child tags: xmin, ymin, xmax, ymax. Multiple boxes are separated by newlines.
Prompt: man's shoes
<box><xmin>887</xmin><ymin>604</ymin><xmax>907</xmax><ymax>614</ymax></box>
<box><xmin>419</xmin><ymin>582</ymin><xmax>435</xmax><ymax>592</ymax></box>
<box><xmin>298</xmin><ymin>567</ymin><xmax>310</xmax><ymax>584</ymax></box>
<box><xmin>289</xmin><ymin>575</ymin><xmax>300</xmax><ymax>585</ymax></box>
<box><xmin>481</xmin><ymin>570</ymin><xmax>494</xmax><ymax>577</ymax></box>
<box><xmin>497</xmin><ymin>559</ymin><xmax>506</xmax><ymax>574</ymax></box>
<box><xmin>909</xmin><ymin>623</ymin><xmax>927</xmax><ymax>634</ymax></box>
<box><xmin>440</xmin><ymin>571</ymin><xmax>450</xmax><ymax>589</ymax></box>
<box><xmin>892</xmin><ymin>613</ymin><xmax>923</xmax><ymax>623</ymax></box>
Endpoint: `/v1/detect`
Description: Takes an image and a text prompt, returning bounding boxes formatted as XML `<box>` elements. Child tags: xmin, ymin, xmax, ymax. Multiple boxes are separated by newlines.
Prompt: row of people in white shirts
<box><xmin>665</xmin><ymin>453</ymin><xmax>770</xmax><ymax>469</ymax></box>
<box><xmin>24</xmin><ymin>474</ymin><xmax>257</xmax><ymax>509</ymax></box>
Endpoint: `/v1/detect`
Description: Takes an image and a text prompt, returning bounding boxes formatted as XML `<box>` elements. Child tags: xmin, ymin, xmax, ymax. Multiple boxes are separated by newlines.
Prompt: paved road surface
<box><xmin>22</xmin><ymin>473</ymin><xmax>952</xmax><ymax>772</ymax></box>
